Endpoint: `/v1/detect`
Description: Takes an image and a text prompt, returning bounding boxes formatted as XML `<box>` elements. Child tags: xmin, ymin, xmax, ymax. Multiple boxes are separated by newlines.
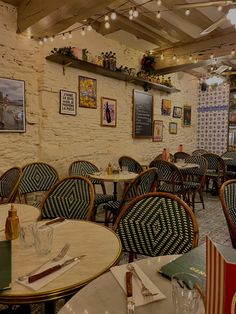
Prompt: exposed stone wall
<box><xmin>0</xmin><ymin>1</ymin><xmax>198</xmax><ymax>181</ymax></box>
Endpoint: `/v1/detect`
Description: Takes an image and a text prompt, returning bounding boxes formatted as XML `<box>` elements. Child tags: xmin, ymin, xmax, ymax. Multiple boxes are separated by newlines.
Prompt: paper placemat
<box><xmin>16</xmin><ymin>254</ymin><xmax>80</xmax><ymax>291</ymax></box>
<box><xmin>111</xmin><ymin>263</ymin><xmax>166</xmax><ymax>306</ymax></box>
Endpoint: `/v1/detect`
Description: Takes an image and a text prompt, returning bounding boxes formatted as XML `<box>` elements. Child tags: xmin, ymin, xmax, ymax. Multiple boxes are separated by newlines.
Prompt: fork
<box><xmin>126</xmin><ymin>264</ymin><xmax>158</xmax><ymax>297</ymax></box>
<box><xmin>18</xmin><ymin>243</ymin><xmax>70</xmax><ymax>281</ymax></box>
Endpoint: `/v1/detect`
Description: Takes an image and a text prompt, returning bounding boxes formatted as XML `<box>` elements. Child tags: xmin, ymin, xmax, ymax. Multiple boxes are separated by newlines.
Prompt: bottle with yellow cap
<box><xmin>5</xmin><ymin>204</ymin><xmax>20</xmax><ymax>240</ymax></box>
<box><xmin>107</xmin><ymin>163</ymin><xmax>113</xmax><ymax>175</ymax></box>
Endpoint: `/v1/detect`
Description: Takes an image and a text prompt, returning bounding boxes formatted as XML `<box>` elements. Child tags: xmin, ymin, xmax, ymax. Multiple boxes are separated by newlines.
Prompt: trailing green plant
<box><xmin>50</xmin><ymin>47</ymin><xmax>75</xmax><ymax>58</ymax></box>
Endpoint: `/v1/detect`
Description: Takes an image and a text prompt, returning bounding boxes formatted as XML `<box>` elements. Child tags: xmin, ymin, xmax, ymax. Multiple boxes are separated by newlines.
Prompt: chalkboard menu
<box><xmin>133</xmin><ymin>90</ymin><xmax>153</xmax><ymax>138</ymax></box>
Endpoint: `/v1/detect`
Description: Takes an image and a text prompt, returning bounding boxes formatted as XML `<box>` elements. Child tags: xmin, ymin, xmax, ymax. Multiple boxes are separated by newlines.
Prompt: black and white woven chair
<box><xmin>118</xmin><ymin>156</ymin><xmax>143</xmax><ymax>174</ymax></box>
<box><xmin>151</xmin><ymin>153</ymin><xmax>174</xmax><ymax>163</ymax></box>
<box><xmin>183</xmin><ymin>155</ymin><xmax>208</xmax><ymax>211</ymax></box>
<box><xmin>68</xmin><ymin>160</ymin><xmax>114</xmax><ymax>220</ymax></box>
<box><xmin>104</xmin><ymin>167</ymin><xmax>158</xmax><ymax>226</ymax></box>
<box><xmin>202</xmin><ymin>153</ymin><xmax>226</xmax><ymax>194</ymax></box>
<box><xmin>113</xmin><ymin>192</ymin><xmax>199</xmax><ymax>262</ymax></box>
<box><xmin>0</xmin><ymin>166</ymin><xmax>22</xmax><ymax>203</ymax></box>
<box><xmin>221</xmin><ymin>151</ymin><xmax>236</xmax><ymax>179</ymax></box>
<box><xmin>192</xmin><ymin>149</ymin><xmax>208</xmax><ymax>156</ymax></box>
<box><xmin>17</xmin><ymin>162</ymin><xmax>59</xmax><ymax>207</ymax></box>
<box><xmin>40</xmin><ymin>176</ymin><xmax>95</xmax><ymax>220</ymax></box>
<box><xmin>220</xmin><ymin>179</ymin><xmax>236</xmax><ymax>248</ymax></box>
<box><xmin>174</xmin><ymin>151</ymin><xmax>190</xmax><ymax>162</ymax></box>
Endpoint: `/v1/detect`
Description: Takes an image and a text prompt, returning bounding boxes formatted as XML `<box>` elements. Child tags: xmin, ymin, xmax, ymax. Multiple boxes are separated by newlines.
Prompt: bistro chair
<box><xmin>103</xmin><ymin>167</ymin><xmax>158</xmax><ymax>226</ymax></box>
<box><xmin>149</xmin><ymin>159</ymin><xmax>186</xmax><ymax>200</ymax></box>
<box><xmin>39</xmin><ymin>176</ymin><xmax>95</xmax><ymax>220</ymax></box>
<box><xmin>174</xmin><ymin>151</ymin><xmax>190</xmax><ymax>162</ymax></box>
<box><xmin>182</xmin><ymin>155</ymin><xmax>208</xmax><ymax>211</ymax></box>
<box><xmin>221</xmin><ymin>151</ymin><xmax>236</xmax><ymax>179</ymax></box>
<box><xmin>192</xmin><ymin>149</ymin><xmax>208</xmax><ymax>156</ymax></box>
<box><xmin>113</xmin><ymin>192</ymin><xmax>199</xmax><ymax>262</ymax></box>
<box><xmin>118</xmin><ymin>156</ymin><xmax>143</xmax><ymax>174</ymax></box>
<box><xmin>16</xmin><ymin>162</ymin><xmax>59</xmax><ymax>207</ymax></box>
<box><xmin>202</xmin><ymin>153</ymin><xmax>226</xmax><ymax>194</ymax></box>
<box><xmin>220</xmin><ymin>180</ymin><xmax>236</xmax><ymax>248</ymax></box>
<box><xmin>68</xmin><ymin>160</ymin><xmax>114</xmax><ymax>219</ymax></box>
<box><xmin>0</xmin><ymin>166</ymin><xmax>22</xmax><ymax>203</ymax></box>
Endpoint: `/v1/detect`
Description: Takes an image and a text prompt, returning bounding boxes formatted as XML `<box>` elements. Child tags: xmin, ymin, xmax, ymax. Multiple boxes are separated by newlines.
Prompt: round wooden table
<box><xmin>0</xmin><ymin>204</ymin><xmax>122</xmax><ymax>312</ymax></box>
<box><xmin>58</xmin><ymin>255</ymin><xmax>205</xmax><ymax>314</ymax></box>
<box><xmin>90</xmin><ymin>171</ymin><xmax>138</xmax><ymax>201</ymax></box>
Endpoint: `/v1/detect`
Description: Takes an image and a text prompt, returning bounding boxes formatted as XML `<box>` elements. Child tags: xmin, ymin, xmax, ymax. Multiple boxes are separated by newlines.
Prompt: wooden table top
<box><xmin>0</xmin><ymin>204</ymin><xmax>122</xmax><ymax>304</ymax></box>
<box><xmin>90</xmin><ymin>171</ymin><xmax>138</xmax><ymax>182</ymax></box>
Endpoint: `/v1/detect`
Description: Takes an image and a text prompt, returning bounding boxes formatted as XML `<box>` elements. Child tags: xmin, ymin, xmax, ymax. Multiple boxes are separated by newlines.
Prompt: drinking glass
<box><xmin>172</xmin><ymin>272</ymin><xmax>201</xmax><ymax>314</ymax></box>
<box><xmin>20</xmin><ymin>220</ymin><xmax>36</xmax><ymax>248</ymax></box>
<box><xmin>122</xmin><ymin>165</ymin><xmax>129</xmax><ymax>173</ymax></box>
<box><xmin>34</xmin><ymin>225</ymin><xmax>53</xmax><ymax>255</ymax></box>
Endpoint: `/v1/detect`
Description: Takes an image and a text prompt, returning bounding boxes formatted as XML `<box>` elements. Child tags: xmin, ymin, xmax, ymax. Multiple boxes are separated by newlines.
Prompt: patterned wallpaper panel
<box><xmin>197</xmin><ymin>84</ymin><xmax>229</xmax><ymax>155</ymax></box>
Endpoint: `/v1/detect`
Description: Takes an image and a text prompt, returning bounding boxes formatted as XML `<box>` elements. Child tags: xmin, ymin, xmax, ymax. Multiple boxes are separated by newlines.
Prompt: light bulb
<box><xmin>185</xmin><ymin>9</ymin><xmax>190</xmax><ymax>16</ymax></box>
<box><xmin>156</xmin><ymin>11</ymin><xmax>161</xmax><ymax>19</ymax></box>
<box><xmin>104</xmin><ymin>15</ymin><xmax>109</xmax><ymax>21</ymax></box>
<box><xmin>133</xmin><ymin>8</ymin><xmax>139</xmax><ymax>18</ymax></box>
<box><xmin>229</xmin><ymin>66</ymin><xmax>232</xmax><ymax>70</ymax></box>
<box><xmin>39</xmin><ymin>38</ymin><xmax>43</xmax><ymax>45</ymax></box>
<box><xmin>173</xmin><ymin>54</ymin><xmax>177</xmax><ymax>60</ymax></box>
<box><xmin>81</xmin><ymin>28</ymin><xmax>86</xmax><ymax>36</ymax></box>
<box><xmin>194</xmin><ymin>58</ymin><xmax>198</xmax><ymax>64</ymax></box>
<box><xmin>156</xmin><ymin>0</ymin><xmax>162</xmax><ymax>6</ymax></box>
<box><xmin>62</xmin><ymin>33</ymin><xmax>66</xmax><ymax>40</ymax></box>
<box><xmin>87</xmin><ymin>24</ymin><xmax>93</xmax><ymax>31</ymax></box>
<box><xmin>110</xmin><ymin>11</ymin><xmax>117</xmax><ymax>20</ymax></box>
<box><xmin>218</xmin><ymin>5</ymin><xmax>222</xmax><ymax>11</ymax></box>
<box><xmin>43</xmin><ymin>36</ymin><xmax>48</xmax><ymax>42</ymax></box>
<box><xmin>105</xmin><ymin>21</ymin><xmax>110</xmax><ymax>29</ymax></box>
<box><xmin>189</xmin><ymin>55</ymin><xmax>193</xmax><ymax>61</ymax></box>
<box><xmin>231</xmin><ymin>49</ymin><xmax>235</xmax><ymax>55</ymax></box>
<box><xmin>68</xmin><ymin>31</ymin><xmax>72</xmax><ymax>38</ymax></box>
<box><xmin>129</xmin><ymin>15</ymin><xmax>133</xmax><ymax>20</ymax></box>
<box><xmin>210</xmin><ymin>53</ymin><xmax>214</xmax><ymax>59</ymax></box>
<box><xmin>129</xmin><ymin>8</ymin><xmax>133</xmax><ymax>16</ymax></box>
<box><xmin>50</xmin><ymin>36</ymin><xmax>54</xmax><ymax>42</ymax></box>
<box><xmin>160</xmin><ymin>53</ymin><xmax>164</xmax><ymax>60</ymax></box>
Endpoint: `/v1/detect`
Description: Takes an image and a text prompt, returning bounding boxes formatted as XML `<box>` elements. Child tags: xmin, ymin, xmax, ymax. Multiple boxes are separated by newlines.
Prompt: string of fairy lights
<box><xmin>35</xmin><ymin>0</ymin><xmax>236</xmax><ymax>66</ymax></box>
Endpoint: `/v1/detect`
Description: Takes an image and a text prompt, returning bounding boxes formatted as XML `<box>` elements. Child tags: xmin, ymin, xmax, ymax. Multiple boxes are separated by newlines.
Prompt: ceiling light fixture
<box><xmin>185</xmin><ymin>9</ymin><xmax>190</xmax><ymax>16</ymax></box>
<box><xmin>133</xmin><ymin>8</ymin><xmax>139</xmax><ymax>18</ymax></box>
<box><xmin>105</xmin><ymin>21</ymin><xmax>110</xmax><ymax>29</ymax></box>
<box><xmin>110</xmin><ymin>11</ymin><xmax>117</xmax><ymax>20</ymax></box>
<box><xmin>104</xmin><ymin>15</ymin><xmax>109</xmax><ymax>21</ymax></box>
<box><xmin>87</xmin><ymin>24</ymin><xmax>93</xmax><ymax>31</ymax></box>
<box><xmin>156</xmin><ymin>11</ymin><xmax>161</xmax><ymax>18</ymax></box>
<box><xmin>62</xmin><ymin>33</ymin><xmax>66</xmax><ymax>40</ymax></box>
<box><xmin>217</xmin><ymin>5</ymin><xmax>223</xmax><ymax>11</ymax></box>
<box><xmin>227</xmin><ymin>8</ymin><xmax>236</xmax><ymax>26</ymax></box>
<box><xmin>81</xmin><ymin>28</ymin><xmax>86</xmax><ymax>36</ymax></box>
<box><xmin>156</xmin><ymin>0</ymin><xmax>162</xmax><ymax>6</ymax></box>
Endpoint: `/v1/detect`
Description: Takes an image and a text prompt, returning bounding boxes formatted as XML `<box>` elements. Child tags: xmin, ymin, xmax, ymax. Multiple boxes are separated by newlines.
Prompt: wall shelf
<box><xmin>46</xmin><ymin>54</ymin><xmax>180</xmax><ymax>93</ymax></box>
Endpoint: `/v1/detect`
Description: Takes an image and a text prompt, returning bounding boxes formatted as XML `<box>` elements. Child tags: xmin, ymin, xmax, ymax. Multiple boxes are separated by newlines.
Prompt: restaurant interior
<box><xmin>1</xmin><ymin>0</ymin><xmax>236</xmax><ymax>313</ymax></box>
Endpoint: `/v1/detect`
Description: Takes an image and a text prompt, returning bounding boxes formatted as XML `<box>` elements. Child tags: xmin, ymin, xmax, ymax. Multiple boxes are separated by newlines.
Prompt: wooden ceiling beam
<box><xmin>16</xmin><ymin>0</ymin><xmax>115</xmax><ymax>35</ymax></box>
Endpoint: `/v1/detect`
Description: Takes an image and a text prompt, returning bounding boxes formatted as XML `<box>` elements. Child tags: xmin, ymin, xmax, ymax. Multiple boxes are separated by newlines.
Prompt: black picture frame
<box><xmin>60</xmin><ymin>90</ymin><xmax>77</xmax><ymax>116</ymax></box>
<box><xmin>173</xmin><ymin>106</ymin><xmax>182</xmax><ymax>118</ymax></box>
<box><xmin>0</xmin><ymin>77</ymin><xmax>26</xmax><ymax>132</ymax></box>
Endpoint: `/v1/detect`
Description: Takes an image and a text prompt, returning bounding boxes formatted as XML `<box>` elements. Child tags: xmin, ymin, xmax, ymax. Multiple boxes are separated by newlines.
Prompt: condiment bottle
<box><xmin>107</xmin><ymin>163</ymin><xmax>113</xmax><ymax>175</ymax></box>
<box><xmin>178</xmin><ymin>144</ymin><xmax>183</xmax><ymax>152</ymax></box>
<box><xmin>162</xmin><ymin>148</ymin><xmax>167</xmax><ymax>161</ymax></box>
<box><xmin>5</xmin><ymin>204</ymin><xmax>20</xmax><ymax>240</ymax></box>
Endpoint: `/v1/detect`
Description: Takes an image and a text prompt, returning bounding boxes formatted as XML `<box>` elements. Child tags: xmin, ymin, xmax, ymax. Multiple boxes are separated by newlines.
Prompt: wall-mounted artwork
<box><xmin>79</xmin><ymin>76</ymin><xmax>97</xmax><ymax>109</ymax></box>
<box><xmin>173</xmin><ymin>106</ymin><xmax>182</xmax><ymax>118</ymax></box>
<box><xmin>183</xmin><ymin>106</ymin><xmax>192</xmax><ymax>126</ymax></box>
<box><xmin>60</xmin><ymin>90</ymin><xmax>77</xmax><ymax>116</ymax></box>
<box><xmin>161</xmin><ymin>99</ymin><xmax>171</xmax><ymax>116</ymax></box>
<box><xmin>153</xmin><ymin>120</ymin><xmax>163</xmax><ymax>142</ymax></box>
<box><xmin>0</xmin><ymin>77</ymin><xmax>25</xmax><ymax>132</ymax></box>
<box><xmin>101</xmin><ymin>97</ymin><xmax>117</xmax><ymax>127</ymax></box>
<box><xmin>169</xmin><ymin>122</ymin><xmax>177</xmax><ymax>134</ymax></box>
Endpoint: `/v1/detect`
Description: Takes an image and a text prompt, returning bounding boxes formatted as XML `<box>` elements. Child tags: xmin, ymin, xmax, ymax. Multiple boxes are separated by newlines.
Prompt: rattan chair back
<box><xmin>0</xmin><ymin>166</ymin><xmax>22</xmax><ymax>203</ymax></box>
<box><xmin>192</xmin><ymin>149</ymin><xmax>208</xmax><ymax>156</ymax></box>
<box><xmin>118</xmin><ymin>156</ymin><xmax>143</xmax><ymax>174</ymax></box>
<box><xmin>174</xmin><ymin>152</ymin><xmax>190</xmax><ymax>162</ymax></box>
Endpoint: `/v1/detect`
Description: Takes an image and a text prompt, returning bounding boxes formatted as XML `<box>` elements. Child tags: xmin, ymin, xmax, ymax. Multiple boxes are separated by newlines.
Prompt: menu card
<box><xmin>0</xmin><ymin>240</ymin><xmax>11</xmax><ymax>291</ymax></box>
<box><xmin>206</xmin><ymin>236</ymin><xmax>236</xmax><ymax>314</ymax></box>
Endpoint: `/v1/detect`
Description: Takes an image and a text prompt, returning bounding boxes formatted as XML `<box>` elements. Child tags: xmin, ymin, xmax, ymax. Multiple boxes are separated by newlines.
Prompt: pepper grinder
<box><xmin>5</xmin><ymin>204</ymin><xmax>20</xmax><ymax>240</ymax></box>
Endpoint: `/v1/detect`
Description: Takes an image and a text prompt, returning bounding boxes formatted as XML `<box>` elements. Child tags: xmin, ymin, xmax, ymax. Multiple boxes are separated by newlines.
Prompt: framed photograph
<box><xmin>173</xmin><ymin>106</ymin><xmax>182</xmax><ymax>118</ymax></box>
<box><xmin>183</xmin><ymin>106</ymin><xmax>191</xmax><ymax>126</ymax></box>
<box><xmin>79</xmin><ymin>76</ymin><xmax>97</xmax><ymax>109</ymax></box>
<box><xmin>161</xmin><ymin>99</ymin><xmax>171</xmax><ymax>116</ymax></box>
<box><xmin>153</xmin><ymin>120</ymin><xmax>163</xmax><ymax>142</ymax></box>
<box><xmin>60</xmin><ymin>90</ymin><xmax>77</xmax><ymax>115</ymax></box>
<box><xmin>101</xmin><ymin>97</ymin><xmax>117</xmax><ymax>127</ymax></box>
<box><xmin>133</xmin><ymin>90</ymin><xmax>153</xmax><ymax>138</ymax></box>
<box><xmin>169</xmin><ymin>122</ymin><xmax>177</xmax><ymax>134</ymax></box>
<box><xmin>0</xmin><ymin>77</ymin><xmax>25</xmax><ymax>132</ymax></box>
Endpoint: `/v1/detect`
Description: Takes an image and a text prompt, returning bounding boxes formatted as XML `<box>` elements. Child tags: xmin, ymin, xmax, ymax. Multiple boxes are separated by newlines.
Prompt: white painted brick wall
<box><xmin>0</xmin><ymin>1</ymin><xmax>198</xmax><ymax>191</ymax></box>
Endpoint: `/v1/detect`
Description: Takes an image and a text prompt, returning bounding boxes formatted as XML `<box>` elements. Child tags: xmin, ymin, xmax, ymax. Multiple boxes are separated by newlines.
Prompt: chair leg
<box><xmin>198</xmin><ymin>189</ymin><xmax>205</xmax><ymax>210</ymax></box>
<box><xmin>192</xmin><ymin>191</ymin><xmax>196</xmax><ymax>212</ymax></box>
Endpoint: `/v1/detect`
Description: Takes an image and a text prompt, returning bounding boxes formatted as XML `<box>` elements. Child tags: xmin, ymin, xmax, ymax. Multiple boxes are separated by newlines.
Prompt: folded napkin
<box><xmin>111</xmin><ymin>263</ymin><xmax>166</xmax><ymax>306</ymax></box>
<box><xmin>16</xmin><ymin>254</ymin><xmax>80</xmax><ymax>291</ymax></box>
<box><xmin>39</xmin><ymin>219</ymin><xmax>69</xmax><ymax>230</ymax></box>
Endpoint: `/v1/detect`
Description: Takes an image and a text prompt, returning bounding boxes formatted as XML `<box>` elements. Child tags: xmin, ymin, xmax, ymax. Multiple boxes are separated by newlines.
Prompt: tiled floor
<box><xmin>0</xmin><ymin>193</ymin><xmax>231</xmax><ymax>313</ymax></box>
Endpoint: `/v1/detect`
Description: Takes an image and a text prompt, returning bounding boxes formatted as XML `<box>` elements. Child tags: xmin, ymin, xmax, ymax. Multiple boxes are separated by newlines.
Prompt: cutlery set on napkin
<box><xmin>111</xmin><ymin>263</ymin><xmax>166</xmax><ymax>313</ymax></box>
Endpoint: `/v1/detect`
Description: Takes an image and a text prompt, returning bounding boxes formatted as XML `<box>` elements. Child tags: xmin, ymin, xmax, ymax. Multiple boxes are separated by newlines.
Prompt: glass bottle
<box><xmin>107</xmin><ymin>163</ymin><xmax>113</xmax><ymax>175</ymax></box>
<box><xmin>162</xmin><ymin>148</ymin><xmax>167</xmax><ymax>161</ymax></box>
<box><xmin>5</xmin><ymin>204</ymin><xmax>20</xmax><ymax>240</ymax></box>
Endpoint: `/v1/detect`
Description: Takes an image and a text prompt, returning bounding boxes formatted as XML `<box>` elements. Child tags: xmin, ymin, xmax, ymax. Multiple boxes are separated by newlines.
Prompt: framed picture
<box><xmin>101</xmin><ymin>97</ymin><xmax>117</xmax><ymax>127</ymax></box>
<box><xmin>79</xmin><ymin>76</ymin><xmax>97</xmax><ymax>109</ymax></box>
<box><xmin>173</xmin><ymin>106</ymin><xmax>182</xmax><ymax>118</ymax></box>
<box><xmin>153</xmin><ymin>120</ymin><xmax>163</xmax><ymax>142</ymax></box>
<box><xmin>161</xmin><ymin>99</ymin><xmax>171</xmax><ymax>116</ymax></box>
<box><xmin>183</xmin><ymin>106</ymin><xmax>191</xmax><ymax>126</ymax></box>
<box><xmin>60</xmin><ymin>90</ymin><xmax>77</xmax><ymax>115</ymax></box>
<box><xmin>0</xmin><ymin>77</ymin><xmax>25</xmax><ymax>132</ymax></box>
<box><xmin>133</xmin><ymin>90</ymin><xmax>153</xmax><ymax>138</ymax></box>
<box><xmin>169</xmin><ymin>122</ymin><xmax>177</xmax><ymax>134</ymax></box>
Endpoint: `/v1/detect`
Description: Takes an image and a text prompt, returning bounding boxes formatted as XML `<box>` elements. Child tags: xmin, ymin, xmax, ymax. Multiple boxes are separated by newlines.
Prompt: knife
<box><xmin>126</xmin><ymin>271</ymin><xmax>135</xmax><ymax>314</ymax></box>
<box><xmin>28</xmin><ymin>255</ymin><xmax>85</xmax><ymax>283</ymax></box>
<box><xmin>39</xmin><ymin>217</ymin><xmax>65</xmax><ymax>229</ymax></box>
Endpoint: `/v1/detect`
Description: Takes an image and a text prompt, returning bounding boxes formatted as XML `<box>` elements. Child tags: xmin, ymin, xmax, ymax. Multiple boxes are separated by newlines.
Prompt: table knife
<box><xmin>40</xmin><ymin>217</ymin><xmax>65</xmax><ymax>228</ymax></box>
<box><xmin>28</xmin><ymin>256</ymin><xmax>83</xmax><ymax>283</ymax></box>
<box><xmin>126</xmin><ymin>271</ymin><xmax>135</xmax><ymax>314</ymax></box>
